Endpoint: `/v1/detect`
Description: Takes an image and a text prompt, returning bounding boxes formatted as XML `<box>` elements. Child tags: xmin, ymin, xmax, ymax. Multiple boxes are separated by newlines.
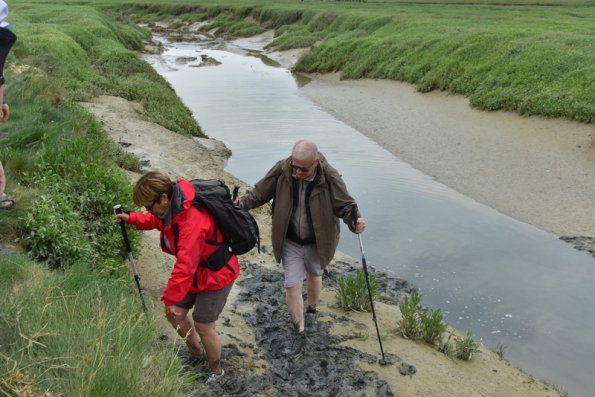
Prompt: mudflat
<box><xmin>298</xmin><ymin>73</ymin><xmax>595</xmax><ymax>242</ymax></box>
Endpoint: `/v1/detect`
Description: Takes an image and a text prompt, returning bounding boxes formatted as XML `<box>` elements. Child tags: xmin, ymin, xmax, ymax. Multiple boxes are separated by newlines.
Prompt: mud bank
<box><xmin>296</xmin><ymin>74</ymin><xmax>595</xmax><ymax>254</ymax></box>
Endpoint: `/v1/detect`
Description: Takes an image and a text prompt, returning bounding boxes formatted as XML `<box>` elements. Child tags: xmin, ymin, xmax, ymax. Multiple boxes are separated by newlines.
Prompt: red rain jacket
<box><xmin>127</xmin><ymin>179</ymin><xmax>239</xmax><ymax>306</ymax></box>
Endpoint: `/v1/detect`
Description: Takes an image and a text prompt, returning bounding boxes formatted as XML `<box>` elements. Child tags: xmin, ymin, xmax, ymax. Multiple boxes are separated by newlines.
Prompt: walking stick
<box><xmin>351</xmin><ymin>205</ymin><xmax>387</xmax><ymax>365</ymax></box>
<box><xmin>114</xmin><ymin>204</ymin><xmax>148</xmax><ymax>314</ymax></box>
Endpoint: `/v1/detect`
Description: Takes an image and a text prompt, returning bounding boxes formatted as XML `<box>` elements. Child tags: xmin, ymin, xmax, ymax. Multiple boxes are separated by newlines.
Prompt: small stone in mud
<box><xmin>399</xmin><ymin>362</ymin><xmax>417</xmax><ymax>376</ymax></box>
<box><xmin>379</xmin><ymin>352</ymin><xmax>401</xmax><ymax>366</ymax></box>
<box><xmin>190</xmin><ymin>54</ymin><xmax>222</xmax><ymax>67</ymax></box>
<box><xmin>174</xmin><ymin>56</ymin><xmax>197</xmax><ymax>65</ymax></box>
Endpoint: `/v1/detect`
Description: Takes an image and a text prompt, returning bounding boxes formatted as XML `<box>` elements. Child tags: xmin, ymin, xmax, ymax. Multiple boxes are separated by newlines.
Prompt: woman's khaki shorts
<box><xmin>176</xmin><ymin>282</ymin><xmax>234</xmax><ymax>323</ymax></box>
<box><xmin>281</xmin><ymin>240</ymin><xmax>323</xmax><ymax>288</ymax></box>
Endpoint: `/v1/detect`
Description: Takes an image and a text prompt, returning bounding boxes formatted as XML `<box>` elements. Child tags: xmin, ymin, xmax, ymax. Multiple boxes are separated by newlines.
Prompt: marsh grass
<box><xmin>454</xmin><ymin>331</ymin><xmax>481</xmax><ymax>361</ymax></box>
<box><xmin>2</xmin><ymin>2</ymin><xmax>210</xmax><ymax>272</ymax></box>
<box><xmin>438</xmin><ymin>329</ymin><xmax>481</xmax><ymax>361</ymax></box>
<box><xmin>0</xmin><ymin>4</ymin><xmax>206</xmax><ymax>394</ymax></box>
<box><xmin>108</xmin><ymin>0</ymin><xmax>594</xmax><ymax>122</ymax></box>
<box><xmin>335</xmin><ymin>269</ymin><xmax>379</xmax><ymax>311</ymax></box>
<box><xmin>420</xmin><ymin>308</ymin><xmax>447</xmax><ymax>345</ymax></box>
<box><xmin>0</xmin><ymin>254</ymin><xmax>189</xmax><ymax>397</ymax></box>
<box><xmin>397</xmin><ymin>290</ymin><xmax>422</xmax><ymax>340</ymax></box>
<box><xmin>495</xmin><ymin>344</ymin><xmax>506</xmax><ymax>360</ymax></box>
<box><xmin>399</xmin><ymin>292</ymin><xmax>477</xmax><ymax>360</ymax></box>
<box><xmin>398</xmin><ymin>292</ymin><xmax>448</xmax><ymax>345</ymax></box>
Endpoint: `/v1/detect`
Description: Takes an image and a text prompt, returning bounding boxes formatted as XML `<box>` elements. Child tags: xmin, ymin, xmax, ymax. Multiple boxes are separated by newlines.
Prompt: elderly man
<box><xmin>239</xmin><ymin>139</ymin><xmax>365</xmax><ymax>333</ymax></box>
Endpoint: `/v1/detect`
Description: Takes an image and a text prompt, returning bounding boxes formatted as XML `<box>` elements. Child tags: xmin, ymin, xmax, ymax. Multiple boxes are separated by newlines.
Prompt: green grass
<box><xmin>0</xmin><ymin>254</ymin><xmax>189</xmax><ymax>397</ymax></box>
<box><xmin>97</xmin><ymin>0</ymin><xmax>594</xmax><ymax>122</ymax></box>
<box><xmin>399</xmin><ymin>291</ymin><xmax>478</xmax><ymax>360</ymax></box>
<box><xmin>0</xmin><ymin>4</ymin><xmax>207</xmax><ymax>394</ymax></box>
<box><xmin>336</xmin><ymin>269</ymin><xmax>379</xmax><ymax>312</ymax></box>
<box><xmin>398</xmin><ymin>291</ymin><xmax>447</xmax><ymax>346</ymax></box>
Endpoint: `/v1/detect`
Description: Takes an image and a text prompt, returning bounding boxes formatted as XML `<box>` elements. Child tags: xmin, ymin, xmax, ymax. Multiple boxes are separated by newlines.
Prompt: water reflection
<box><xmin>145</xmin><ymin>38</ymin><xmax>595</xmax><ymax>397</ymax></box>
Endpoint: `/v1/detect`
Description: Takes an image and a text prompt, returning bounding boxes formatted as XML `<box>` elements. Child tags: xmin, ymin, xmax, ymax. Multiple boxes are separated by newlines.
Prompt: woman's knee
<box><xmin>164</xmin><ymin>305</ymin><xmax>189</xmax><ymax>325</ymax></box>
<box><xmin>194</xmin><ymin>321</ymin><xmax>216</xmax><ymax>336</ymax></box>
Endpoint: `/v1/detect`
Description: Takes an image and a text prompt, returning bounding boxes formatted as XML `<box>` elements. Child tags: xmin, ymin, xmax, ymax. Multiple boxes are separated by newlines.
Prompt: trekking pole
<box><xmin>114</xmin><ymin>204</ymin><xmax>148</xmax><ymax>314</ymax></box>
<box><xmin>351</xmin><ymin>205</ymin><xmax>387</xmax><ymax>365</ymax></box>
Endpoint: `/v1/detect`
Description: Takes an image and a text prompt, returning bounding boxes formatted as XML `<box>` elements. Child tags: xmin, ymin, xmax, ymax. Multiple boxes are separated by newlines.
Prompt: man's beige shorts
<box><xmin>281</xmin><ymin>240</ymin><xmax>323</xmax><ymax>288</ymax></box>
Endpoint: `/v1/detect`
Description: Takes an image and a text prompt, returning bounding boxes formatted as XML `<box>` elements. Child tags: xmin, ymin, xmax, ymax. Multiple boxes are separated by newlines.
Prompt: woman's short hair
<box><xmin>133</xmin><ymin>170</ymin><xmax>173</xmax><ymax>207</ymax></box>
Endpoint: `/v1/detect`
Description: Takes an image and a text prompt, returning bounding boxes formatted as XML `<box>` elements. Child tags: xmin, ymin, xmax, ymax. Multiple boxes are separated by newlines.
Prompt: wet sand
<box><xmin>298</xmin><ymin>74</ymin><xmax>595</xmax><ymax>242</ymax></box>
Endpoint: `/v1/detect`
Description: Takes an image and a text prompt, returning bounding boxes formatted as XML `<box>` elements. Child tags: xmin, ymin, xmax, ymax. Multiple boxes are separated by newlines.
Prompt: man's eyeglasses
<box><xmin>291</xmin><ymin>161</ymin><xmax>316</xmax><ymax>173</ymax></box>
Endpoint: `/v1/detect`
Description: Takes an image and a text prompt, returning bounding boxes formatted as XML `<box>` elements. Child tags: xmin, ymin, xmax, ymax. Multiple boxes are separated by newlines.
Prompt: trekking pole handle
<box><xmin>350</xmin><ymin>205</ymin><xmax>359</xmax><ymax>232</ymax></box>
<box><xmin>232</xmin><ymin>185</ymin><xmax>240</xmax><ymax>202</ymax></box>
<box><xmin>114</xmin><ymin>204</ymin><xmax>132</xmax><ymax>253</ymax></box>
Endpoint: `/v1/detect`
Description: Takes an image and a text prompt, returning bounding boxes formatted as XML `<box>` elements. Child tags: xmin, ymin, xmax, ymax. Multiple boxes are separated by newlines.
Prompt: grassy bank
<box><xmin>108</xmin><ymin>0</ymin><xmax>593</xmax><ymax>122</ymax></box>
<box><xmin>0</xmin><ymin>3</ymin><xmax>205</xmax><ymax>395</ymax></box>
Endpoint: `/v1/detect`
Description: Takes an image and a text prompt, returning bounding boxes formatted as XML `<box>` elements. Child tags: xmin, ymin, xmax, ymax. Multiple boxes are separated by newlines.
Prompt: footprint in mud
<box><xmin>269</xmin><ymin>333</ymin><xmax>308</xmax><ymax>358</ymax></box>
<box><xmin>228</xmin><ymin>262</ymin><xmax>398</xmax><ymax>396</ymax></box>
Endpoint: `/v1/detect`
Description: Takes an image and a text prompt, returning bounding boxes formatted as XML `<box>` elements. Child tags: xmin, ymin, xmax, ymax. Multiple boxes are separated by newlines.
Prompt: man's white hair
<box><xmin>292</xmin><ymin>139</ymin><xmax>319</xmax><ymax>161</ymax></box>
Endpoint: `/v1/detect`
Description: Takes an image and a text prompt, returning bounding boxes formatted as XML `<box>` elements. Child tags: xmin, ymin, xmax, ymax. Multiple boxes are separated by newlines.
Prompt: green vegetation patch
<box><xmin>0</xmin><ymin>254</ymin><xmax>188</xmax><ymax>397</ymax></box>
<box><xmin>336</xmin><ymin>269</ymin><xmax>379</xmax><ymax>311</ymax></box>
<box><xmin>289</xmin><ymin>6</ymin><xmax>595</xmax><ymax>122</ymax></box>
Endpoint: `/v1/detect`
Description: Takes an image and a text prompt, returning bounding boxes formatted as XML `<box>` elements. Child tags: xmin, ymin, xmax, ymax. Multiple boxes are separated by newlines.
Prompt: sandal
<box><xmin>0</xmin><ymin>194</ymin><xmax>14</xmax><ymax>209</ymax></box>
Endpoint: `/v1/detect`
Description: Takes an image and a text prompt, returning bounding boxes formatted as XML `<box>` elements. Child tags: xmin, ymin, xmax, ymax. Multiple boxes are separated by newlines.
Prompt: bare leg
<box><xmin>165</xmin><ymin>305</ymin><xmax>204</xmax><ymax>355</ymax></box>
<box><xmin>286</xmin><ymin>283</ymin><xmax>305</xmax><ymax>332</ymax></box>
<box><xmin>306</xmin><ymin>273</ymin><xmax>322</xmax><ymax>311</ymax></box>
<box><xmin>195</xmin><ymin>321</ymin><xmax>222</xmax><ymax>374</ymax></box>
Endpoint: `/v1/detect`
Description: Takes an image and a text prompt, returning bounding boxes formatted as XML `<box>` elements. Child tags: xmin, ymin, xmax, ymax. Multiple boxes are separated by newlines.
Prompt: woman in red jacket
<box><xmin>115</xmin><ymin>170</ymin><xmax>239</xmax><ymax>383</ymax></box>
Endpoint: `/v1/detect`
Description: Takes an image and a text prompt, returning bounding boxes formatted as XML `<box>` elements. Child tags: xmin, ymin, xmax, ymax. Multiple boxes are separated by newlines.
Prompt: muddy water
<box><xmin>145</xmin><ymin>38</ymin><xmax>595</xmax><ymax>397</ymax></box>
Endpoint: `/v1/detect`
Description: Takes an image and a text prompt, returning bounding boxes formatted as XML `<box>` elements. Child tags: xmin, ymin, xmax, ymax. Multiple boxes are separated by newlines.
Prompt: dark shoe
<box><xmin>305</xmin><ymin>312</ymin><xmax>317</xmax><ymax>333</ymax></box>
<box><xmin>306</xmin><ymin>306</ymin><xmax>317</xmax><ymax>314</ymax></box>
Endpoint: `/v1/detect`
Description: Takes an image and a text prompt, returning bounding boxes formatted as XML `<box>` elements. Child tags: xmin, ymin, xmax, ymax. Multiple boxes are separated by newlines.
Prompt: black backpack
<box><xmin>190</xmin><ymin>179</ymin><xmax>260</xmax><ymax>271</ymax></box>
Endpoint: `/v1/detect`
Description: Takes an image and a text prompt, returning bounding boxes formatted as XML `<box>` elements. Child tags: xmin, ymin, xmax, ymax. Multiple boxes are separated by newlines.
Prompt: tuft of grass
<box><xmin>398</xmin><ymin>292</ymin><xmax>475</xmax><ymax>359</ymax></box>
<box><xmin>397</xmin><ymin>290</ymin><xmax>422</xmax><ymax>340</ymax></box>
<box><xmin>495</xmin><ymin>344</ymin><xmax>506</xmax><ymax>360</ymax></box>
<box><xmin>455</xmin><ymin>330</ymin><xmax>481</xmax><ymax>361</ymax></box>
<box><xmin>420</xmin><ymin>307</ymin><xmax>447</xmax><ymax>346</ymax></box>
<box><xmin>440</xmin><ymin>329</ymin><xmax>481</xmax><ymax>361</ymax></box>
<box><xmin>335</xmin><ymin>269</ymin><xmax>379</xmax><ymax>312</ymax></box>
